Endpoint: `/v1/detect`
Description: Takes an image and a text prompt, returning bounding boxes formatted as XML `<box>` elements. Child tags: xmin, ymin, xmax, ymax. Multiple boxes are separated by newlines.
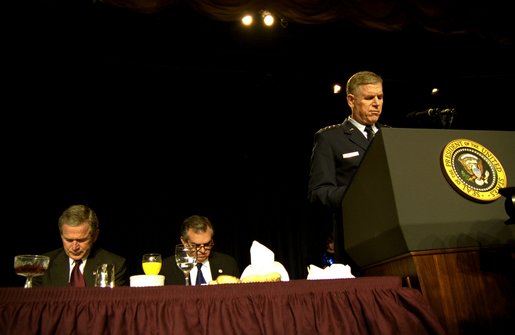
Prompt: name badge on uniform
<box><xmin>342</xmin><ymin>151</ymin><xmax>359</xmax><ymax>159</ymax></box>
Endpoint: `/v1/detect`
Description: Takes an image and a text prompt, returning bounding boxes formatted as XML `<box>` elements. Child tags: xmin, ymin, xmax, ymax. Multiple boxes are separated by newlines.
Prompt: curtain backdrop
<box><xmin>99</xmin><ymin>0</ymin><xmax>512</xmax><ymax>44</ymax></box>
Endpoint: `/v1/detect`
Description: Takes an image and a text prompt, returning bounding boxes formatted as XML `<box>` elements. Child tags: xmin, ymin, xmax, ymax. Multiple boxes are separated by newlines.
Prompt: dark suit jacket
<box><xmin>32</xmin><ymin>247</ymin><xmax>128</xmax><ymax>287</ymax></box>
<box><xmin>308</xmin><ymin>118</ymin><xmax>390</xmax><ymax>210</ymax></box>
<box><xmin>161</xmin><ymin>251</ymin><xmax>240</xmax><ymax>285</ymax></box>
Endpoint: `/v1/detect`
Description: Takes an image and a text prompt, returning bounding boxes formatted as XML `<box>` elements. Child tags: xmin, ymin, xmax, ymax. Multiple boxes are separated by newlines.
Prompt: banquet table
<box><xmin>0</xmin><ymin>276</ymin><xmax>445</xmax><ymax>335</ymax></box>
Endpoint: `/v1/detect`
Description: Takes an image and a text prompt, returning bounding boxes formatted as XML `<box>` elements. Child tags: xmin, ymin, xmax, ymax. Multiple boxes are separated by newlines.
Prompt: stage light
<box><xmin>241</xmin><ymin>14</ymin><xmax>253</xmax><ymax>26</ymax></box>
<box><xmin>261</xmin><ymin>10</ymin><xmax>274</xmax><ymax>26</ymax></box>
<box><xmin>240</xmin><ymin>10</ymin><xmax>288</xmax><ymax>29</ymax></box>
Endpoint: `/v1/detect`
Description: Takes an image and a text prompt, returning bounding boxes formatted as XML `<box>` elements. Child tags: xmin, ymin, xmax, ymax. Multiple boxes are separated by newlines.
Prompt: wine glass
<box><xmin>142</xmin><ymin>253</ymin><xmax>162</xmax><ymax>275</ymax></box>
<box><xmin>174</xmin><ymin>244</ymin><xmax>197</xmax><ymax>286</ymax></box>
<box><xmin>14</xmin><ymin>255</ymin><xmax>50</xmax><ymax>288</ymax></box>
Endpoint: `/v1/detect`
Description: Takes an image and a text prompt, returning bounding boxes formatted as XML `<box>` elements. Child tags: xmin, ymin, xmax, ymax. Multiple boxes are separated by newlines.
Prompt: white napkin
<box><xmin>240</xmin><ymin>240</ymin><xmax>290</xmax><ymax>281</ymax></box>
<box><xmin>307</xmin><ymin>263</ymin><xmax>355</xmax><ymax>280</ymax></box>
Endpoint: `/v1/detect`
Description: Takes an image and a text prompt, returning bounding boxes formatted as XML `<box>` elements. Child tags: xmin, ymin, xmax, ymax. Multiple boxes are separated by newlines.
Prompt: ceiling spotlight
<box><xmin>261</xmin><ymin>10</ymin><xmax>274</xmax><ymax>26</ymax></box>
<box><xmin>241</xmin><ymin>14</ymin><xmax>253</xmax><ymax>26</ymax></box>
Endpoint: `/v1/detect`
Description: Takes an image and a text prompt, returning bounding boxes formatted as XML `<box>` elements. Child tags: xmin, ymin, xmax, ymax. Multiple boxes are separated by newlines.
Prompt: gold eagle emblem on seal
<box><xmin>441</xmin><ymin>139</ymin><xmax>507</xmax><ymax>202</ymax></box>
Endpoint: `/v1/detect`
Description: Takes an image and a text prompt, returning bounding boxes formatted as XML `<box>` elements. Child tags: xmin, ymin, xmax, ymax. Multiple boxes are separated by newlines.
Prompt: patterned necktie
<box><xmin>196</xmin><ymin>263</ymin><xmax>206</xmax><ymax>285</ymax></box>
<box><xmin>364</xmin><ymin>125</ymin><xmax>375</xmax><ymax>141</ymax></box>
<box><xmin>70</xmin><ymin>259</ymin><xmax>86</xmax><ymax>287</ymax></box>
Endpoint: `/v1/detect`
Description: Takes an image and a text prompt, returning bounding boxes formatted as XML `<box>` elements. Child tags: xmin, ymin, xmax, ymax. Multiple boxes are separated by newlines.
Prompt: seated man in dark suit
<box><xmin>33</xmin><ymin>204</ymin><xmax>127</xmax><ymax>287</ymax></box>
<box><xmin>161</xmin><ymin>215</ymin><xmax>240</xmax><ymax>285</ymax></box>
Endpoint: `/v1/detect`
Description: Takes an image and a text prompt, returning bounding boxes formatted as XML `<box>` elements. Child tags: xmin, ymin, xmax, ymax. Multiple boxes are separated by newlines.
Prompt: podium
<box><xmin>342</xmin><ymin>128</ymin><xmax>515</xmax><ymax>335</ymax></box>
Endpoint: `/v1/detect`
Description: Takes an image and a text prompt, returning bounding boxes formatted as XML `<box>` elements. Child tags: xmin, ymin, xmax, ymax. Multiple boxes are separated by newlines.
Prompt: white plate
<box><xmin>130</xmin><ymin>274</ymin><xmax>165</xmax><ymax>287</ymax></box>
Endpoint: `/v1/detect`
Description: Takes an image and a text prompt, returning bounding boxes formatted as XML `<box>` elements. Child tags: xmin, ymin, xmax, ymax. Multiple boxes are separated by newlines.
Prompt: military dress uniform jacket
<box><xmin>308</xmin><ymin>118</ymin><xmax>390</xmax><ymax>211</ymax></box>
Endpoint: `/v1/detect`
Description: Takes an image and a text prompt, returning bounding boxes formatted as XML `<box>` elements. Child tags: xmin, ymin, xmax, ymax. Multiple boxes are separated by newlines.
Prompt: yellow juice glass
<box><xmin>142</xmin><ymin>253</ymin><xmax>162</xmax><ymax>275</ymax></box>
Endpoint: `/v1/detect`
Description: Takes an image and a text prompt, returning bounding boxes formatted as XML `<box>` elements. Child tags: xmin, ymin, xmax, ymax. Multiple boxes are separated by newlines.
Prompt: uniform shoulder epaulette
<box><xmin>317</xmin><ymin>123</ymin><xmax>344</xmax><ymax>134</ymax></box>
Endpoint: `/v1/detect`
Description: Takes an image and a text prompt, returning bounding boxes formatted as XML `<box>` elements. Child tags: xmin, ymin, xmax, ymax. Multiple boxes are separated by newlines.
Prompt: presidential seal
<box><xmin>441</xmin><ymin>139</ymin><xmax>507</xmax><ymax>202</ymax></box>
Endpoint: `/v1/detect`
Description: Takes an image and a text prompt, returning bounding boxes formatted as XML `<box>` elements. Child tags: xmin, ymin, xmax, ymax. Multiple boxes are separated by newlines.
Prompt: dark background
<box><xmin>2</xmin><ymin>1</ymin><xmax>514</xmax><ymax>286</ymax></box>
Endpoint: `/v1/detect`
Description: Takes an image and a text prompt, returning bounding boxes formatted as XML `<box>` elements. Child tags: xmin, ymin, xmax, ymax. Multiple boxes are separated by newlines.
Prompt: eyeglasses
<box><xmin>188</xmin><ymin>241</ymin><xmax>214</xmax><ymax>251</ymax></box>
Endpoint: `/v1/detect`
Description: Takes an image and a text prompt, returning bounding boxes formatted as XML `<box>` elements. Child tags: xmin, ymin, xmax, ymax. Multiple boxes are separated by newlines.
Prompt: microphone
<box><xmin>406</xmin><ymin>108</ymin><xmax>456</xmax><ymax>119</ymax></box>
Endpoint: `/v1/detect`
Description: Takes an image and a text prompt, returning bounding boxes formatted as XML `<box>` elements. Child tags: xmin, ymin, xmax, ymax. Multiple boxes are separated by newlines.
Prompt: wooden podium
<box><xmin>342</xmin><ymin>128</ymin><xmax>515</xmax><ymax>335</ymax></box>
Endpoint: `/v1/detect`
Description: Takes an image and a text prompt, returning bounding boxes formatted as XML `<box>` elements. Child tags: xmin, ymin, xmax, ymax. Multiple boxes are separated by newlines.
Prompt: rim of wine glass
<box><xmin>15</xmin><ymin>255</ymin><xmax>50</xmax><ymax>259</ymax></box>
<box><xmin>142</xmin><ymin>253</ymin><xmax>162</xmax><ymax>260</ymax></box>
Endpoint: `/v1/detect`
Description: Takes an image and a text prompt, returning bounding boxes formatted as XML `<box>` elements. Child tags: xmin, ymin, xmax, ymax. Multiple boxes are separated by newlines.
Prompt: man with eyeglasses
<box><xmin>161</xmin><ymin>215</ymin><xmax>240</xmax><ymax>285</ymax></box>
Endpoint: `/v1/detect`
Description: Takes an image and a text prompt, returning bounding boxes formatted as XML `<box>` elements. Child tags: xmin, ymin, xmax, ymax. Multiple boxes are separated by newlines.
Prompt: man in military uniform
<box><xmin>307</xmin><ymin>70</ymin><xmax>390</xmax><ymax>274</ymax></box>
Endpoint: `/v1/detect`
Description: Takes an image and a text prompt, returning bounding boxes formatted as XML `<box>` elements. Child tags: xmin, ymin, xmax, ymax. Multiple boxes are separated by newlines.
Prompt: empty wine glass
<box><xmin>14</xmin><ymin>255</ymin><xmax>50</xmax><ymax>288</ymax></box>
<box><xmin>174</xmin><ymin>244</ymin><xmax>197</xmax><ymax>286</ymax></box>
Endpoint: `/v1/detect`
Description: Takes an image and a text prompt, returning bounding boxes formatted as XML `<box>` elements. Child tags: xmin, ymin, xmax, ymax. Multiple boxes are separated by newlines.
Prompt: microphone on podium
<box><xmin>406</xmin><ymin>108</ymin><xmax>456</xmax><ymax>119</ymax></box>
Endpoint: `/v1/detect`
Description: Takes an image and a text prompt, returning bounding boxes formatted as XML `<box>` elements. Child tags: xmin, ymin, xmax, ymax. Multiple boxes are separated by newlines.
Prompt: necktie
<box><xmin>70</xmin><ymin>259</ymin><xmax>86</xmax><ymax>287</ymax></box>
<box><xmin>364</xmin><ymin>125</ymin><xmax>375</xmax><ymax>141</ymax></box>
<box><xmin>196</xmin><ymin>263</ymin><xmax>206</xmax><ymax>286</ymax></box>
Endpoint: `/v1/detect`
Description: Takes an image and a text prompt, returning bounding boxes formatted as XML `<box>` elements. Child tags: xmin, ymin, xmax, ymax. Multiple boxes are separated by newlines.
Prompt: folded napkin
<box><xmin>240</xmin><ymin>240</ymin><xmax>290</xmax><ymax>281</ymax></box>
<box><xmin>307</xmin><ymin>263</ymin><xmax>355</xmax><ymax>280</ymax></box>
